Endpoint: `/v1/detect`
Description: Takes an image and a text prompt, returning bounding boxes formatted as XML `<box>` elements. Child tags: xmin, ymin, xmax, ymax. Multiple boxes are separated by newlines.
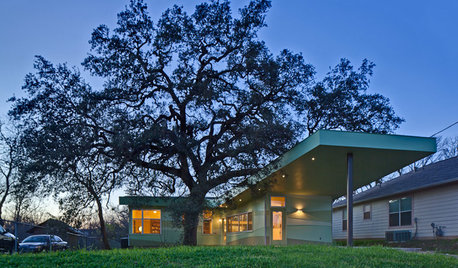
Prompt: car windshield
<box><xmin>23</xmin><ymin>236</ymin><xmax>49</xmax><ymax>243</ymax></box>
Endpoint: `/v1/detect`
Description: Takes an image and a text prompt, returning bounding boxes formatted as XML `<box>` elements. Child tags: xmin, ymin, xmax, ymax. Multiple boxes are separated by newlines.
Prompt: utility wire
<box><xmin>431</xmin><ymin>120</ymin><xmax>458</xmax><ymax>137</ymax></box>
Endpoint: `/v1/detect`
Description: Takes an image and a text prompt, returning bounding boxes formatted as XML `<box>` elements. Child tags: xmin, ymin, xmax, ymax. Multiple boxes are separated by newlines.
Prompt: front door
<box><xmin>271</xmin><ymin>211</ymin><xmax>285</xmax><ymax>245</ymax></box>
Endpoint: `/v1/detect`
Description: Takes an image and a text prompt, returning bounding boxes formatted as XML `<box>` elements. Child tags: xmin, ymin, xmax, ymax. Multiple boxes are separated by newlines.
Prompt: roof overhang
<box><xmin>234</xmin><ymin>130</ymin><xmax>436</xmax><ymax>201</ymax></box>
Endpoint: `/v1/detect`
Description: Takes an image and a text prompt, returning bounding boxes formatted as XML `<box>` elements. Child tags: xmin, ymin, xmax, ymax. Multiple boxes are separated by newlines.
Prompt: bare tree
<box><xmin>0</xmin><ymin>123</ymin><xmax>19</xmax><ymax>220</ymax></box>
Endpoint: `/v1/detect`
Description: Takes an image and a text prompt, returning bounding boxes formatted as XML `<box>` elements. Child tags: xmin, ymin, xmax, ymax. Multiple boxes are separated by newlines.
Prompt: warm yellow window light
<box><xmin>132</xmin><ymin>210</ymin><xmax>142</xmax><ymax>219</ymax></box>
<box><xmin>143</xmin><ymin>210</ymin><xmax>161</xmax><ymax>219</ymax></box>
<box><xmin>271</xmin><ymin>196</ymin><xmax>285</xmax><ymax>207</ymax></box>
<box><xmin>132</xmin><ymin>209</ymin><xmax>161</xmax><ymax>234</ymax></box>
<box><xmin>203</xmin><ymin>210</ymin><xmax>213</xmax><ymax>219</ymax></box>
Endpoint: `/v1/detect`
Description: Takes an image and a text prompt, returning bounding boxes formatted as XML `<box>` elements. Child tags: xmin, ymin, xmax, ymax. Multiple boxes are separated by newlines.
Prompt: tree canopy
<box><xmin>9</xmin><ymin>0</ymin><xmax>403</xmax><ymax>245</ymax></box>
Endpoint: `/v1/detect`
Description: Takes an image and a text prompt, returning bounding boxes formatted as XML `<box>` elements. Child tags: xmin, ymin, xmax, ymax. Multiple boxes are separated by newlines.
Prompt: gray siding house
<box><xmin>333</xmin><ymin>156</ymin><xmax>458</xmax><ymax>241</ymax></box>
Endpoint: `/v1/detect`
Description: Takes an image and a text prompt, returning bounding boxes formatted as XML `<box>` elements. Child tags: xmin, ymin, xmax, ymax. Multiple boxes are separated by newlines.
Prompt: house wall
<box><xmin>223</xmin><ymin>197</ymin><xmax>267</xmax><ymax>246</ymax></box>
<box><xmin>413</xmin><ymin>183</ymin><xmax>458</xmax><ymax>238</ymax></box>
<box><xmin>285</xmin><ymin>194</ymin><xmax>332</xmax><ymax>244</ymax></box>
<box><xmin>196</xmin><ymin>210</ymin><xmax>224</xmax><ymax>246</ymax></box>
<box><xmin>332</xmin><ymin>198</ymin><xmax>388</xmax><ymax>240</ymax></box>
<box><xmin>126</xmin><ymin>193</ymin><xmax>334</xmax><ymax>247</ymax></box>
<box><xmin>332</xmin><ymin>183</ymin><xmax>458</xmax><ymax>240</ymax></box>
<box><xmin>128</xmin><ymin>206</ymin><xmax>184</xmax><ymax>247</ymax></box>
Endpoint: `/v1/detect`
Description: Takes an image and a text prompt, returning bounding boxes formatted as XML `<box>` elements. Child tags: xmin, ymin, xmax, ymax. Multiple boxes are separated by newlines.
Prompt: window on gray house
<box><xmin>342</xmin><ymin>209</ymin><xmax>347</xmax><ymax>231</ymax></box>
<box><xmin>363</xmin><ymin>204</ymin><xmax>371</xmax><ymax>220</ymax></box>
<box><xmin>389</xmin><ymin>197</ymin><xmax>412</xmax><ymax>227</ymax></box>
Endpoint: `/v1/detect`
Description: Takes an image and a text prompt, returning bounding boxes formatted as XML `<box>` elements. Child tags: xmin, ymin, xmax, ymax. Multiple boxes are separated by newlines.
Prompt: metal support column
<box><xmin>346</xmin><ymin>153</ymin><xmax>353</xmax><ymax>247</ymax></box>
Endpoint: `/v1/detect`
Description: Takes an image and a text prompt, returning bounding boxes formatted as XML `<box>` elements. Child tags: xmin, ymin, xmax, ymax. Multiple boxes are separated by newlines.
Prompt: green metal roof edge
<box><xmin>317</xmin><ymin>130</ymin><xmax>437</xmax><ymax>152</ymax></box>
<box><xmin>228</xmin><ymin>130</ymin><xmax>436</xmax><ymax>202</ymax></box>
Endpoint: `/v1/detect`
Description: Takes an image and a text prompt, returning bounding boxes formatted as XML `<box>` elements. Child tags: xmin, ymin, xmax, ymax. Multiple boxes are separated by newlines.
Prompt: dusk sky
<box><xmin>1</xmin><ymin>0</ymin><xmax>457</xmax><ymax>138</ymax></box>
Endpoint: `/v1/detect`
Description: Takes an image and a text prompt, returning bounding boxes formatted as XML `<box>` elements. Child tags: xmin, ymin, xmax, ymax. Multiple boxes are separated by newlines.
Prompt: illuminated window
<box><xmin>132</xmin><ymin>209</ymin><xmax>161</xmax><ymax>234</ymax></box>
<box><xmin>202</xmin><ymin>210</ymin><xmax>212</xmax><ymax>234</ymax></box>
<box><xmin>271</xmin><ymin>196</ymin><xmax>285</xmax><ymax>207</ymax></box>
<box><xmin>223</xmin><ymin>218</ymin><xmax>227</xmax><ymax>241</ymax></box>
<box><xmin>227</xmin><ymin>212</ymin><xmax>253</xmax><ymax>233</ymax></box>
<box><xmin>239</xmin><ymin>213</ymin><xmax>247</xmax><ymax>232</ymax></box>
<box><xmin>132</xmin><ymin>210</ymin><xmax>142</xmax><ymax>234</ymax></box>
<box><xmin>248</xmin><ymin>212</ymin><xmax>253</xmax><ymax>231</ymax></box>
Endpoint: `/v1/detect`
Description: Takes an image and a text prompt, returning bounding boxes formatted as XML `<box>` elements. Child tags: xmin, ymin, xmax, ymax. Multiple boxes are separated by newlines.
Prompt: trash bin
<box><xmin>120</xmin><ymin>237</ymin><xmax>128</xmax><ymax>249</ymax></box>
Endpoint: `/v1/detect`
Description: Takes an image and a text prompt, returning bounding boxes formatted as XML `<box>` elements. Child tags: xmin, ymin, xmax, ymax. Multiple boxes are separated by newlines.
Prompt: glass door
<box><xmin>272</xmin><ymin>211</ymin><xmax>283</xmax><ymax>244</ymax></box>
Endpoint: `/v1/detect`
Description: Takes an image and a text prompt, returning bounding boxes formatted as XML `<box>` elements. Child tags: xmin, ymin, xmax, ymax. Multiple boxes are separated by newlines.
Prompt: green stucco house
<box><xmin>119</xmin><ymin>130</ymin><xmax>436</xmax><ymax>247</ymax></box>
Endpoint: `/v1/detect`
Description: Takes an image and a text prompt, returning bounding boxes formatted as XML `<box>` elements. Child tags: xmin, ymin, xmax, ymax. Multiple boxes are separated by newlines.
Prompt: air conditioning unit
<box><xmin>385</xmin><ymin>230</ymin><xmax>411</xmax><ymax>242</ymax></box>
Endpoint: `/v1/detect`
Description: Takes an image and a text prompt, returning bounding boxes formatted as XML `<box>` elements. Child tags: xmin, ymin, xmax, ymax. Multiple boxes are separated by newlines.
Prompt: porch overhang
<box><xmin>235</xmin><ymin>130</ymin><xmax>436</xmax><ymax>200</ymax></box>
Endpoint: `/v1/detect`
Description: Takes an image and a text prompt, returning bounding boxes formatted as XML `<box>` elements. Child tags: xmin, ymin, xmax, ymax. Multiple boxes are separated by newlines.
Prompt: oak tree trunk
<box><xmin>183</xmin><ymin>211</ymin><xmax>200</xmax><ymax>246</ymax></box>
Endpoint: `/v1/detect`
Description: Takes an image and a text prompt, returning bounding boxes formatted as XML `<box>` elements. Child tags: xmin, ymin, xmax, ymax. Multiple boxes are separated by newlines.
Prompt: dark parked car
<box><xmin>19</xmin><ymin>235</ymin><xmax>68</xmax><ymax>253</ymax></box>
<box><xmin>0</xmin><ymin>224</ymin><xmax>16</xmax><ymax>254</ymax></box>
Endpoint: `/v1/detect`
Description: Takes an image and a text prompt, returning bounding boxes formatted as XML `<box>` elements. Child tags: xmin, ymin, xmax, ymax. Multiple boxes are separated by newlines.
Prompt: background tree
<box><xmin>0</xmin><ymin>125</ymin><xmax>16</xmax><ymax>220</ymax></box>
<box><xmin>10</xmin><ymin>0</ymin><xmax>403</xmax><ymax>245</ymax></box>
<box><xmin>304</xmin><ymin>58</ymin><xmax>403</xmax><ymax>134</ymax></box>
<box><xmin>55</xmin><ymin>156</ymin><xmax>124</xmax><ymax>250</ymax></box>
<box><xmin>8</xmin><ymin>57</ymin><xmax>125</xmax><ymax>249</ymax></box>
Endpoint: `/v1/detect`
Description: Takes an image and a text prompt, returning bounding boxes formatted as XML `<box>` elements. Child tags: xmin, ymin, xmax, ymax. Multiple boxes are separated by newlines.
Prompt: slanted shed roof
<box><xmin>333</xmin><ymin>156</ymin><xmax>458</xmax><ymax>208</ymax></box>
<box><xmin>230</xmin><ymin>130</ymin><xmax>436</xmax><ymax>203</ymax></box>
<box><xmin>27</xmin><ymin>218</ymin><xmax>83</xmax><ymax>235</ymax></box>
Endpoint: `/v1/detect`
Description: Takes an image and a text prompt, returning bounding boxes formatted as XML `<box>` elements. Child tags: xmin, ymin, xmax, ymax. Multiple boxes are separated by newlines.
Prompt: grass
<box><xmin>1</xmin><ymin>244</ymin><xmax>457</xmax><ymax>267</ymax></box>
<box><xmin>334</xmin><ymin>239</ymin><xmax>458</xmax><ymax>255</ymax></box>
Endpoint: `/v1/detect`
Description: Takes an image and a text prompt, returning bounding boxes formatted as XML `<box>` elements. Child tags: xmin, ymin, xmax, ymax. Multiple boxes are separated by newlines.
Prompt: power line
<box><xmin>431</xmin><ymin>120</ymin><xmax>458</xmax><ymax>137</ymax></box>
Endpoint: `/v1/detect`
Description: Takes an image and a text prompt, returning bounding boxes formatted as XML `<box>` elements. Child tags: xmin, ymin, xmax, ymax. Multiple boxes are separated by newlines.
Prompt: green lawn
<box><xmin>1</xmin><ymin>244</ymin><xmax>457</xmax><ymax>268</ymax></box>
<box><xmin>335</xmin><ymin>239</ymin><xmax>458</xmax><ymax>255</ymax></box>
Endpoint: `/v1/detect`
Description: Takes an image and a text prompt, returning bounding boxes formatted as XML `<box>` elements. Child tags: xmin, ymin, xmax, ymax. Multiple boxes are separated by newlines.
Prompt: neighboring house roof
<box><xmin>27</xmin><ymin>218</ymin><xmax>84</xmax><ymax>236</ymax></box>
<box><xmin>333</xmin><ymin>156</ymin><xmax>458</xmax><ymax>209</ymax></box>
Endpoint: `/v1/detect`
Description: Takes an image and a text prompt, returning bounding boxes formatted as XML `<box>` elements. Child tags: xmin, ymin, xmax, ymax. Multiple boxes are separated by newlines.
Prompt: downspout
<box><xmin>413</xmin><ymin>217</ymin><xmax>418</xmax><ymax>239</ymax></box>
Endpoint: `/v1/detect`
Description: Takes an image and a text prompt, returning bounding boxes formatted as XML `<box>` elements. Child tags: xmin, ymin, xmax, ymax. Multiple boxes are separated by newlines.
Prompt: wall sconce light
<box><xmin>296</xmin><ymin>209</ymin><xmax>304</xmax><ymax>213</ymax></box>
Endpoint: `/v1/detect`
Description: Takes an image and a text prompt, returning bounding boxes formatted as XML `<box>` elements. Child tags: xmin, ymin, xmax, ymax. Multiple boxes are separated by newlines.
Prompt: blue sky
<box><xmin>0</xmin><ymin>0</ymin><xmax>457</xmax><ymax>138</ymax></box>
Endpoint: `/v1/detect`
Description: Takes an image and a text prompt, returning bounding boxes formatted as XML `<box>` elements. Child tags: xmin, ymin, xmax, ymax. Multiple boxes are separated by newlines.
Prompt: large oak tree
<box><xmin>10</xmin><ymin>0</ymin><xmax>402</xmax><ymax>245</ymax></box>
